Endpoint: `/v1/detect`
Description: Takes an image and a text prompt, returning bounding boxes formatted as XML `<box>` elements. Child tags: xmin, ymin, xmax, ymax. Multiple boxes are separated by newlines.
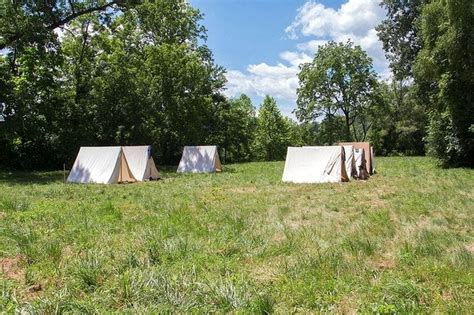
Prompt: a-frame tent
<box><xmin>282</xmin><ymin>146</ymin><xmax>349</xmax><ymax>183</ymax></box>
<box><xmin>68</xmin><ymin>146</ymin><xmax>160</xmax><ymax>184</ymax></box>
<box><xmin>67</xmin><ymin>147</ymin><xmax>136</xmax><ymax>184</ymax></box>
<box><xmin>177</xmin><ymin>146</ymin><xmax>222</xmax><ymax>173</ymax></box>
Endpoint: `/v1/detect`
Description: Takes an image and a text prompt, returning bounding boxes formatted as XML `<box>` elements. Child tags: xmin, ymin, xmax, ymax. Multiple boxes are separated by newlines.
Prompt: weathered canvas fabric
<box><xmin>305</xmin><ymin>145</ymin><xmax>356</xmax><ymax>179</ymax></box>
<box><xmin>342</xmin><ymin>145</ymin><xmax>356</xmax><ymax>178</ymax></box>
<box><xmin>339</xmin><ymin>142</ymin><xmax>374</xmax><ymax>175</ymax></box>
<box><xmin>353</xmin><ymin>148</ymin><xmax>369</xmax><ymax>179</ymax></box>
<box><xmin>371</xmin><ymin>146</ymin><xmax>376</xmax><ymax>174</ymax></box>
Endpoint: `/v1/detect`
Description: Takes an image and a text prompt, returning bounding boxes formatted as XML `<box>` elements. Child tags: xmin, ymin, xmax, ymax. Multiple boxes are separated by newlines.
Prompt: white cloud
<box><xmin>224</xmin><ymin>0</ymin><xmax>389</xmax><ymax>113</ymax></box>
<box><xmin>279</xmin><ymin>51</ymin><xmax>312</xmax><ymax>67</ymax></box>
<box><xmin>225</xmin><ymin>64</ymin><xmax>299</xmax><ymax>101</ymax></box>
<box><xmin>286</xmin><ymin>0</ymin><xmax>388</xmax><ymax>69</ymax></box>
<box><xmin>296</xmin><ymin>39</ymin><xmax>329</xmax><ymax>53</ymax></box>
<box><xmin>286</xmin><ymin>0</ymin><xmax>384</xmax><ymax>39</ymax></box>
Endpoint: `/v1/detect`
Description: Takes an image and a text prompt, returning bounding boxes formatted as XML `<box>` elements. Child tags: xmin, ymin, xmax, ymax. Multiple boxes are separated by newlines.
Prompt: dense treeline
<box><xmin>376</xmin><ymin>0</ymin><xmax>473</xmax><ymax>166</ymax></box>
<box><xmin>0</xmin><ymin>0</ymin><xmax>472</xmax><ymax>169</ymax></box>
<box><xmin>0</xmin><ymin>0</ymin><xmax>227</xmax><ymax>168</ymax></box>
<box><xmin>0</xmin><ymin>0</ymin><xmax>303</xmax><ymax>168</ymax></box>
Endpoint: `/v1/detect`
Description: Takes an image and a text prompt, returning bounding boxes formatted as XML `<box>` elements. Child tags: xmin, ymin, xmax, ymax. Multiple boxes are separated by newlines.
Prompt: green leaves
<box><xmin>296</xmin><ymin>41</ymin><xmax>379</xmax><ymax>143</ymax></box>
<box><xmin>414</xmin><ymin>0</ymin><xmax>474</xmax><ymax>167</ymax></box>
<box><xmin>376</xmin><ymin>0</ymin><xmax>424</xmax><ymax>80</ymax></box>
<box><xmin>254</xmin><ymin>96</ymin><xmax>290</xmax><ymax>161</ymax></box>
<box><xmin>1</xmin><ymin>0</ymin><xmax>229</xmax><ymax>168</ymax></box>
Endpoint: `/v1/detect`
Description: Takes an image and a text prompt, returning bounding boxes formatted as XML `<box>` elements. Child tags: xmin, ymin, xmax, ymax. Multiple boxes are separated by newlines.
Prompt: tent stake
<box><xmin>63</xmin><ymin>163</ymin><xmax>66</xmax><ymax>183</ymax></box>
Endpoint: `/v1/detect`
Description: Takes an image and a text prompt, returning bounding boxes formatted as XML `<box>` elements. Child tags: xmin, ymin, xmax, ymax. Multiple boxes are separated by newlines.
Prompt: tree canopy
<box><xmin>376</xmin><ymin>0</ymin><xmax>425</xmax><ymax>80</ymax></box>
<box><xmin>296</xmin><ymin>41</ymin><xmax>379</xmax><ymax>143</ymax></box>
<box><xmin>414</xmin><ymin>0</ymin><xmax>474</xmax><ymax>166</ymax></box>
<box><xmin>0</xmin><ymin>0</ymin><xmax>227</xmax><ymax>168</ymax></box>
<box><xmin>254</xmin><ymin>96</ymin><xmax>290</xmax><ymax>161</ymax></box>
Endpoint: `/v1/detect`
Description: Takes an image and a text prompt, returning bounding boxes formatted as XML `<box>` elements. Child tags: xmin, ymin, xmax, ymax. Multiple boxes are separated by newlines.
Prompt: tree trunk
<box><xmin>344</xmin><ymin>113</ymin><xmax>351</xmax><ymax>142</ymax></box>
<box><xmin>327</xmin><ymin>114</ymin><xmax>334</xmax><ymax>145</ymax></box>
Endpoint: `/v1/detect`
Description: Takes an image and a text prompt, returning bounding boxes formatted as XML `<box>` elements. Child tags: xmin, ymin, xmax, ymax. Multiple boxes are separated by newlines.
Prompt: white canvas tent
<box><xmin>67</xmin><ymin>147</ymin><xmax>134</xmax><ymax>184</ymax></box>
<box><xmin>177</xmin><ymin>146</ymin><xmax>222</xmax><ymax>173</ymax></box>
<box><xmin>122</xmin><ymin>146</ymin><xmax>160</xmax><ymax>181</ymax></box>
<box><xmin>282</xmin><ymin>146</ymin><xmax>349</xmax><ymax>183</ymax></box>
<box><xmin>68</xmin><ymin>146</ymin><xmax>159</xmax><ymax>184</ymax></box>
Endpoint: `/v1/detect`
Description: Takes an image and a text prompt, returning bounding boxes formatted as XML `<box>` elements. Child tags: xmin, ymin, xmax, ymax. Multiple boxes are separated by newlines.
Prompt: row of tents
<box><xmin>67</xmin><ymin>145</ymin><xmax>221</xmax><ymax>184</ymax></box>
<box><xmin>67</xmin><ymin>142</ymin><xmax>374</xmax><ymax>184</ymax></box>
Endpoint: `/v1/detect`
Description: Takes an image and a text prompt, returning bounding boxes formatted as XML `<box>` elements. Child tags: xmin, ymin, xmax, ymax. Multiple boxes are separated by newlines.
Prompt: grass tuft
<box><xmin>1</xmin><ymin>198</ymin><xmax>30</xmax><ymax>212</ymax></box>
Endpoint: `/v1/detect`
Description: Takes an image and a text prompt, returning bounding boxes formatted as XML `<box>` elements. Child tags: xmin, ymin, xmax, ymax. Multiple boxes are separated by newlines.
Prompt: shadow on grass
<box><xmin>0</xmin><ymin>170</ymin><xmax>65</xmax><ymax>185</ymax></box>
<box><xmin>0</xmin><ymin>163</ymin><xmax>237</xmax><ymax>185</ymax></box>
<box><xmin>159</xmin><ymin>164</ymin><xmax>237</xmax><ymax>177</ymax></box>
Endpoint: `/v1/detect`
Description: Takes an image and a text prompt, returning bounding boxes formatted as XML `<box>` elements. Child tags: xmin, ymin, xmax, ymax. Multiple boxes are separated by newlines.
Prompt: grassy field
<box><xmin>0</xmin><ymin>157</ymin><xmax>473</xmax><ymax>313</ymax></box>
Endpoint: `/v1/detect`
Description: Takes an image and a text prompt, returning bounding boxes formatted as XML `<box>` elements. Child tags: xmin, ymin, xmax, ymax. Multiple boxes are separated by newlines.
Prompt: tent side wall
<box><xmin>177</xmin><ymin>146</ymin><xmax>221</xmax><ymax>173</ymax></box>
<box><xmin>68</xmin><ymin>147</ymin><xmax>125</xmax><ymax>184</ymax></box>
<box><xmin>353</xmin><ymin>148</ymin><xmax>369</xmax><ymax>180</ymax></box>
<box><xmin>340</xmin><ymin>147</ymin><xmax>349</xmax><ymax>182</ymax></box>
<box><xmin>342</xmin><ymin>145</ymin><xmax>356</xmax><ymax>179</ymax></box>
<box><xmin>370</xmin><ymin>146</ymin><xmax>376</xmax><ymax>174</ymax></box>
<box><xmin>147</xmin><ymin>157</ymin><xmax>161</xmax><ymax>179</ymax></box>
<box><xmin>214</xmin><ymin>150</ymin><xmax>223</xmax><ymax>172</ymax></box>
<box><xmin>282</xmin><ymin>146</ymin><xmax>346</xmax><ymax>183</ymax></box>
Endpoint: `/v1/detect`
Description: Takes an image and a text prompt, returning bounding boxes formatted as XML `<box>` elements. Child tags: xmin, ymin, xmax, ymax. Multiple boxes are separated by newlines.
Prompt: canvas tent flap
<box><xmin>68</xmin><ymin>146</ymin><xmax>126</xmax><ymax>184</ymax></box>
<box><xmin>148</xmin><ymin>157</ymin><xmax>160</xmax><ymax>179</ymax></box>
<box><xmin>122</xmin><ymin>146</ymin><xmax>160</xmax><ymax>180</ymax></box>
<box><xmin>118</xmin><ymin>150</ymin><xmax>136</xmax><ymax>183</ymax></box>
<box><xmin>353</xmin><ymin>148</ymin><xmax>369</xmax><ymax>179</ymax></box>
<box><xmin>282</xmin><ymin>146</ymin><xmax>347</xmax><ymax>183</ymax></box>
<box><xmin>214</xmin><ymin>152</ymin><xmax>222</xmax><ymax>172</ymax></box>
<box><xmin>342</xmin><ymin>145</ymin><xmax>356</xmax><ymax>178</ymax></box>
<box><xmin>339</xmin><ymin>142</ymin><xmax>372</xmax><ymax>175</ymax></box>
<box><xmin>177</xmin><ymin>146</ymin><xmax>221</xmax><ymax>173</ymax></box>
<box><xmin>370</xmin><ymin>146</ymin><xmax>376</xmax><ymax>173</ymax></box>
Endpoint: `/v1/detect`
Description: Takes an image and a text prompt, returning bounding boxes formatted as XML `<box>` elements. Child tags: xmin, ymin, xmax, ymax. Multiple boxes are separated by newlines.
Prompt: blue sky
<box><xmin>190</xmin><ymin>0</ymin><xmax>389</xmax><ymax>117</ymax></box>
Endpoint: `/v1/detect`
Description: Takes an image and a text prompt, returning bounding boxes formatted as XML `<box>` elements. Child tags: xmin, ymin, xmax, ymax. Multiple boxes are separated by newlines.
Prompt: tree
<box><xmin>296</xmin><ymin>41</ymin><xmax>379</xmax><ymax>143</ymax></box>
<box><xmin>367</xmin><ymin>80</ymin><xmax>426</xmax><ymax>156</ymax></box>
<box><xmin>212</xmin><ymin>94</ymin><xmax>257</xmax><ymax>162</ymax></box>
<box><xmin>285</xmin><ymin>118</ymin><xmax>305</xmax><ymax>147</ymax></box>
<box><xmin>375</xmin><ymin>0</ymin><xmax>428</xmax><ymax>157</ymax></box>
<box><xmin>376</xmin><ymin>0</ymin><xmax>425</xmax><ymax>80</ymax></box>
<box><xmin>0</xmin><ymin>0</ymin><xmax>140</xmax><ymax>50</ymax></box>
<box><xmin>254</xmin><ymin>96</ymin><xmax>289</xmax><ymax>161</ymax></box>
<box><xmin>414</xmin><ymin>0</ymin><xmax>474</xmax><ymax>167</ymax></box>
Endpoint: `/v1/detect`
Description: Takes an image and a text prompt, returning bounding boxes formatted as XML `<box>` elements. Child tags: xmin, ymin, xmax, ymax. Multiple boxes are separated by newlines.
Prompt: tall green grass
<box><xmin>0</xmin><ymin>157</ymin><xmax>472</xmax><ymax>312</ymax></box>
